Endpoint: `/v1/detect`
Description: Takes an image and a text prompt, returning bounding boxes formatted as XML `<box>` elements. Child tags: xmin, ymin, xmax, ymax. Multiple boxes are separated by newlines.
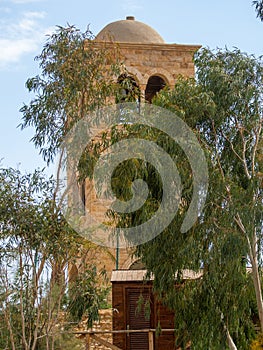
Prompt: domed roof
<box><xmin>96</xmin><ymin>16</ymin><xmax>165</xmax><ymax>44</ymax></box>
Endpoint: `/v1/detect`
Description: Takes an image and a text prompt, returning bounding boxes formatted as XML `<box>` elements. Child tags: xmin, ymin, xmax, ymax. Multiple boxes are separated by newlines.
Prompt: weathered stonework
<box><xmin>117</xmin><ymin>42</ymin><xmax>200</xmax><ymax>87</ymax></box>
<box><xmin>93</xmin><ymin>41</ymin><xmax>200</xmax><ymax>100</ymax></box>
<box><xmin>89</xmin><ymin>309</ymin><xmax>113</xmax><ymax>350</ymax></box>
<box><xmin>75</xmin><ymin>309</ymin><xmax>113</xmax><ymax>349</ymax></box>
<box><xmin>76</xmin><ymin>17</ymin><xmax>201</xmax><ymax>277</ymax></box>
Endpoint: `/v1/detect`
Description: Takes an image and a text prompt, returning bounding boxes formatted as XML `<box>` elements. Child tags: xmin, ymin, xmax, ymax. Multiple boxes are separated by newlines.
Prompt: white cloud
<box><xmin>0</xmin><ymin>38</ymin><xmax>38</xmax><ymax>63</ymax></box>
<box><xmin>15</xmin><ymin>11</ymin><xmax>45</xmax><ymax>31</ymax></box>
<box><xmin>0</xmin><ymin>11</ymin><xmax>53</xmax><ymax>70</ymax></box>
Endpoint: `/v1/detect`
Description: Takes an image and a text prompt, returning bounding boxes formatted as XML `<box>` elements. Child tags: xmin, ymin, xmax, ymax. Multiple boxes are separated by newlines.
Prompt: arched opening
<box><xmin>129</xmin><ymin>259</ymin><xmax>145</xmax><ymax>270</ymax></box>
<box><xmin>116</xmin><ymin>74</ymin><xmax>140</xmax><ymax>103</ymax></box>
<box><xmin>145</xmin><ymin>75</ymin><xmax>166</xmax><ymax>103</ymax></box>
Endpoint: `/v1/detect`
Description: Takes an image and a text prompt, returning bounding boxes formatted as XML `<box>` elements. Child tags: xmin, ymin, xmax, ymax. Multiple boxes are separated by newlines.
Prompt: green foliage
<box><xmin>127</xmin><ymin>48</ymin><xmax>263</xmax><ymax>349</ymax></box>
<box><xmin>16</xmin><ymin>20</ymin><xmax>263</xmax><ymax>350</ymax></box>
<box><xmin>253</xmin><ymin>0</ymin><xmax>263</xmax><ymax>21</ymax></box>
<box><xmin>116</xmin><ymin>74</ymin><xmax>141</xmax><ymax>103</ymax></box>
<box><xmin>19</xmin><ymin>25</ymin><xmax>123</xmax><ymax>165</ymax></box>
<box><xmin>135</xmin><ymin>293</ymin><xmax>151</xmax><ymax>321</ymax></box>
<box><xmin>152</xmin><ymin>76</ymin><xmax>216</xmax><ymax>128</ymax></box>
<box><xmin>68</xmin><ymin>266</ymin><xmax>109</xmax><ymax>327</ymax></box>
<box><xmin>0</xmin><ymin>167</ymin><xmax>108</xmax><ymax>349</ymax></box>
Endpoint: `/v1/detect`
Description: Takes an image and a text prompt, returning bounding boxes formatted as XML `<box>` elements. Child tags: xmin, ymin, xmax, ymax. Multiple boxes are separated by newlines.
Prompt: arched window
<box><xmin>145</xmin><ymin>75</ymin><xmax>166</xmax><ymax>103</ymax></box>
<box><xmin>129</xmin><ymin>259</ymin><xmax>145</xmax><ymax>270</ymax></box>
<box><xmin>116</xmin><ymin>74</ymin><xmax>140</xmax><ymax>103</ymax></box>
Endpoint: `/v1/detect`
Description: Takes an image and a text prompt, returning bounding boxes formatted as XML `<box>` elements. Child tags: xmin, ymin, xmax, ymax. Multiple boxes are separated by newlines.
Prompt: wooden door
<box><xmin>126</xmin><ymin>288</ymin><xmax>152</xmax><ymax>350</ymax></box>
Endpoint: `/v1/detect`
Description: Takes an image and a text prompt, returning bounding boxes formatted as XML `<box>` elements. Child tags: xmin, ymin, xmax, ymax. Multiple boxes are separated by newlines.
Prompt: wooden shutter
<box><xmin>126</xmin><ymin>289</ymin><xmax>151</xmax><ymax>350</ymax></box>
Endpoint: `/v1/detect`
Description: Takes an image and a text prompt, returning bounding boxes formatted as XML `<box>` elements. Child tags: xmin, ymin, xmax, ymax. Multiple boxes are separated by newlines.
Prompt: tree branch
<box><xmin>252</xmin><ymin>121</ymin><xmax>262</xmax><ymax>177</ymax></box>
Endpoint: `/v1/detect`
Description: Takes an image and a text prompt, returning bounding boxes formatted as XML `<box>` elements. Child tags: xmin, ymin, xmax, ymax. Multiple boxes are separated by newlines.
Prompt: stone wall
<box><xmin>120</xmin><ymin>42</ymin><xmax>199</xmax><ymax>87</ymax></box>
<box><xmin>93</xmin><ymin>41</ymin><xmax>201</xmax><ymax>93</ymax></box>
<box><xmin>88</xmin><ymin>309</ymin><xmax>113</xmax><ymax>350</ymax></box>
<box><xmin>76</xmin><ymin>39</ymin><xmax>201</xmax><ymax>280</ymax></box>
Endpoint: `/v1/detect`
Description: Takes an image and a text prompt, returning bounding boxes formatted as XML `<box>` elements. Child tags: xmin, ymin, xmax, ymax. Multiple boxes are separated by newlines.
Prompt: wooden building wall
<box><xmin>112</xmin><ymin>277</ymin><xmax>178</xmax><ymax>350</ymax></box>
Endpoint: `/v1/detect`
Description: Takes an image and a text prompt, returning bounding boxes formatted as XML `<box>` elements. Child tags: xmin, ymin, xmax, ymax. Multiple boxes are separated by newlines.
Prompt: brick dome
<box><xmin>96</xmin><ymin>16</ymin><xmax>165</xmax><ymax>44</ymax></box>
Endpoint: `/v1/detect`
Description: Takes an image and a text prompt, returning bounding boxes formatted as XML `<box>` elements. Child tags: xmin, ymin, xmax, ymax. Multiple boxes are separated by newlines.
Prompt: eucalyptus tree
<box><xmin>13</xmin><ymin>25</ymin><xmax>125</xmax><ymax>347</ymax></box>
<box><xmin>253</xmin><ymin>0</ymin><xmax>263</xmax><ymax>21</ymax></box>
<box><xmin>127</xmin><ymin>48</ymin><xmax>263</xmax><ymax>349</ymax></box>
<box><xmin>18</xmin><ymin>22</ymin><xmax>263</xmax><ymax>349</ymax></box>
<box><xmin>19</xmin><ymin>25</ymin><xmax>123</xmax><ymax>164</ymax></box>
<box><xmin>0</xmin><ymin>167</ymin><xmax>107</xmax><ymax>350</ymax></box>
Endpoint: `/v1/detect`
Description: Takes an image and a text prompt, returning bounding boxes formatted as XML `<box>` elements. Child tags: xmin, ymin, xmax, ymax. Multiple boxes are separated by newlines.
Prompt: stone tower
<box><xmin>96</xmin><ymin>16</ymin><xmax>200</xmax><ymax>102</ymax></box>
<box><xmin>74</xmin><ymin>17</ymin><xmax>201</xmax><ymax>278</ymax></box>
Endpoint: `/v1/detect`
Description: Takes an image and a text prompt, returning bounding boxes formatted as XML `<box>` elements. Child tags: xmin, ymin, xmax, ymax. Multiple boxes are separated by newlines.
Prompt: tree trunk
<box><xmin>250</xmin><ymin>230</ymin><xmax>263</xmax><ymax>332</ymax></box>
<box><xmin>235</xmin><ymin>215</ymin><xmax>263</xmax><ymax>332</ymax></box>
<box><xmin>226</xmin><ymin>328</ymin><xmax>238</xmax><ymax>350</ymax></box>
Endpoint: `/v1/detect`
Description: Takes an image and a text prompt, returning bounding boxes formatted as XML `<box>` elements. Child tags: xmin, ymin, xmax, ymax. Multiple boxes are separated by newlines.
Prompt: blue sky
<box><xmin>0</xmin><ymin>0</ymin><xmax>262</xmax><ymax>175</ymax></box>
